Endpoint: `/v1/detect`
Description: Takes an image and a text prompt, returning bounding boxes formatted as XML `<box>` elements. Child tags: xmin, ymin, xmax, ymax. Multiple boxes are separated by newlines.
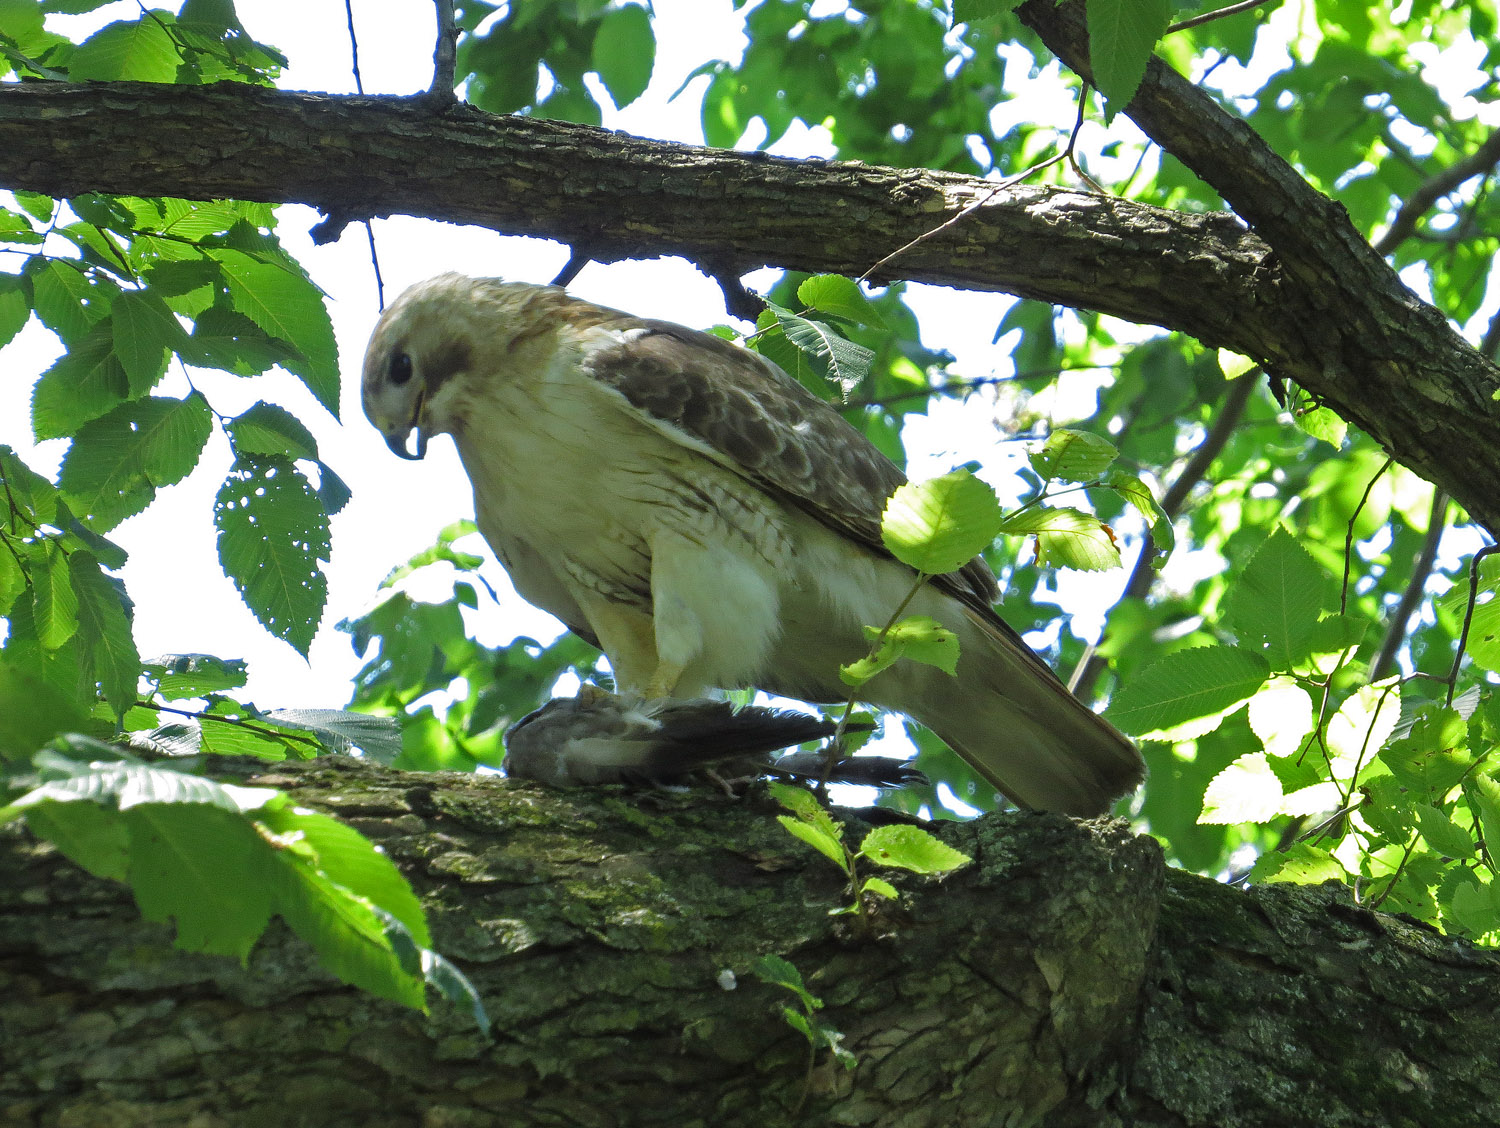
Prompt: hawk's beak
<box><xmin>385</xmin><ymin>390</ymin><xmax>429</xmax><ymax>460</ymax></box>
<box><xmin>386</xmin><ymin>427</ymin><xmax>428</xmax><ymax>460</ymax></box>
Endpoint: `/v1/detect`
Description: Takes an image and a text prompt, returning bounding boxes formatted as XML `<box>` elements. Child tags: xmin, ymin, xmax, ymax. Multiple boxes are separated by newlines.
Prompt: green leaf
<box><xmin>1104</xmin><ymin>645</ymin><xmax>1270</xmax><ymax>737</ymax></box>
<box><xmin>227</xmin><ymin>401</ymin><xmax>319</xmax><ymax>460</ymax></box>
<box><xmin>1000</xmin><ymin>506</ymin><xmax>1121</xmax><ymax>572</ymax></box>
<box><xmin>1445</xmin><ymin>877</ymin><xmax>1500</xmax><ymax>936</ymax></box>
<box><xmin>777</xmin><ymin>814</ymin><xmax>849</xmax><ymax>869</ymax></box>
<box><xmin>1295</xmin><ymin>405</ymin><xmax>1347</xmax><ymax>449</ymax></box>
<box><xmin>183</xmin><ymin>307</ymin><xmax>299</xmax><ymax>375</ymax></box>
<box><xmin>1379</xmin><ymin>706</ymin><xmax>1472</xmax><ymax>794</ymax></box>
<box><xmin>30</xmin><ymin>540</ymin><xmax>78</xmax><ymax>650</ymax></box>
<box><xmin>1086</xmin><ymin>0</ymin><xmax>1169</xmax><ymax>115</ymax></box>
<box><xmin>70</xmin><ymin>15</ymin><xmax>182</xmax><ymax>81</ymax></box>
<box><xmin>1247</xmin><ymin>679</ymin><xmax>1313</xmax><ymax>757</ymax></box>
<box><xmin>144</xmin><ymin>653</ymin><xmax>249</xmax><ymax>699</ymax></box>
<box><xmin>1224</xmin><ymin>527</ymin><xmax>1331</xmax><ymax>670</ymax></box>
<box><xmin>1246</xmin><ymin>842</ymin><xmax>1347</xmax><ymax>885</ymax></box>
<box><xmin>1200</xmin><ymin>752</ymin><xmax>1284</xmax><ymax>824</ymax></box>
<box><xmin>953</xmin><ymin>0</ymin><xmax>1023</xmax><ymax>22</ymax></box>
<box><xmin>20</xmin><ymin>799</ymin><xmax>129</xmax><ymax>881</ymax></box>
<box><xmin>842</xmin><ymin>616</ymin><xmax>959</xmax><ymax>685</ymax></box>
<box><xmin>0</xmin><ymin>659</ymin><xmax>88</xmax><ymax>762</ymax></box>
<box><xmin>1414</xmin><ymin>803</ymin><xmax>1475</xmax><ymax>860</ymax></box>
<box><xmin>69</xmin><ymin>551</ymin><xmax>141</xmax><ymax>718</ymax></box>
<box><xmin>796</xmin><ymin>275</ymin><xmax>889</xmax><ymax>329</ymax></box>
<box><xmin>591</xmin><ymin>3</ymin><xmax>654</xmax><ymax>108</ymax></box>
<box><xmin>0</xmin><ymin>544</ymin><xmax>23</xmax><ymax>620</ymax></box>
<box><xmin>58</xmin><ymin>394</ymin><xmax>213</xmax><ymax>530</ymax></box>
<box><xmin>210</xmin><ymin>247</ymin><xmax>339</xmax><ymax>416</ymax></box>
<box><xmin>1100</xmin><ymin>469</ymin><xmax>1173</xmax><ymax>553</ymax></box>
<box><xmin>30</xmin><ymin>323</ymin><xmax>129</xmax><ymax>440</ymax></box>
<box><xmin>0</xmin><ymin>270</ymin><xmax>31</xmax><ymax>349</ymax></box>
<box><xmin>1029</xmin><ymin>429</ymin><xmax>1118</xmax><ymax>483</ymax></box>
<box><xmin>861</xmin><ymin>876</ymin><xmax>899</xmax><ymax>900</ymax></box>
<box><xmin>858</xmin><ymin>824</ymin><xmax>971</xmax><ymax>873</ymax></box>
<box><xmin>31</xmin><ymin>259</ymin><xmax>114</xmax><ymax>345</ymax></box>
<box><xmin>762</xmin><ymin>301</ymin><xmax>873</xmax><ymax>399</ymax></box>
<box><xmin>882</xmin><ymin>469</ymin><xmax>1003</xmax><ymax>574</ymax></box>
<box><xmin>257</xmin><ymin>797</ymin><xmax>430</xmax><ymax>946</ymax></box>
<box><xmin>1465</xmin><ymin>773</ymin><xmax>1500</xmax><ymax>853</ymax></box>
<box><xmin>214</xmin><ymin>457</ymin><xmax>330</xmax><ymax>656</ymax></box>
<box><xmin>110</xmin><ymin>288</ymin><xmax>184</xmax><ymax>394</ymax></box>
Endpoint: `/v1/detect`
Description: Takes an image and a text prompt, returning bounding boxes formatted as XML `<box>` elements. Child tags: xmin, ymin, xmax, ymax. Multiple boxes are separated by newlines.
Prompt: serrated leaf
<box><xmin>1086</xmin><ymin>0</ymin><xmax>1170</xmax><ymax>115</ymax></box>
<box><xmin>70</xmin><ymin>16</ymin><xmax>182</xmax><ymax>81</ymax></box>
<box><xmin>69</xmin><ymin>551</ymin><xmax>140</xmax><ymax>719</ymax></box>
<box><xmin>58</xmin><ymin>394</ymin><xmax>212</xmax><ymax>530</ymax></box>
<box><xmin>20</xmin><ymin>800</ymin><xmax>130</xmax><ymax>881</ymax></box>
<box><xmin>0</xmin><ymin>271</ymin><xmax>31</xmax><ymax>349</ymax></box>
<box><xmin>591</xmin><ymin>3</ymin><xmax>654</xmax><ymax>108</ymax></box>
<box><xmin>210</xmin><ymin>247</ymin><xmax>339</xmax><ymax>415</ymax></box>
<box><xmin>1415</xmin><ymin>803</ymin><xmax>1475</xmax><ymax>859</ymax></box>
<box><xmin>0</xmin><ymin>546</ymin><xmax>23</xmax><ymax>620</ymax></box>
<box><xmin>144</xmin><ymin>653</ymin><xmax>249</xmax><ymax>699</ymax></box>
<box><xmin>265</xmin><ymin>708</ymin><xmax>403</xmax><ymax>763</ymax></box>
<box><xmin>1246</xmin><ymin>842</ymin><xmax>1346</xmax><ymax>885</ymax></box>
<box><xmin>30</xmin><ymin>540</ymin><xmax>78</xmax><ymax>650</ymax></box>
<box><xmin>1100</xmin><ymin>468</ymin><xmax>1174</xmax><ymax>551</ymax></box>
<box><xmin>1466</xmin><ymin>773</ymin><xmax>1500</xmax><ymax>852</ymax></box>
<box><xmin>858</xmin><ymin>824</ymin><xmax>970</xmax><ymax>873</ymax></box>
<box><xmin>1247</xmin><ymin>680</ymin><xmax>1313</xmax><ymax>757</ymax></box>
<box><xmin>796</xmin><ymin>275</ymin><xmax>889</xmax><ymax>329</ymax></box>
<box><xmin>30</xmin><ymin>323</ymin><xmax>128</xmax><ymax>440</ymax></box>
<box><xmin>1224</xmin><ymin>527</ymin><xmax>1331</xmax><ymax>670</ymax></box>
<box><xmin>1325</xmin><ymin>682</ymin><xmax>1401</xmax><ymax>765</ymax></box>
<box><xmin>183</xmin><ymin>307</ymin><xmax>298</xmax><ymax>375</ymax></box>
<box><xmin>777</xmin><ymin>813</ymin><xmax>848</xmax><ymax>868</ymax></box>
<box><xmin>861</xmin><ymin>876</ymin><xmax>899</xmax><ymax>900</ymax></box>
<box><xmin>214</xmin><ymin>457</ymin><xmax>330</xmax><ymax>656</ymax></box>
<box><xmin>882</xmin><ymin>470</ymin><xmax>1002</xmax><ymax>575</ymax></box>
<box><xmin>1295</xmin><ymin>406</ymin><xmax>1347</xmax><ymax>449</ymax></box>
<box><xmin>1029</xmin><ymin>429</ymin><xmax>1118</xmax><ymax>483</ymax></box>
<box><xmin>228</xmin><ymin>401</ymin><xmax>318</xmax><ymax>460</ymax></box>
<box><xmin>1199</xmin><ymin>752</ymin><xmax>1284</xmax><ymax>824</ymax></box>
<box><xmin>31</xmin><ymin>259</ymin><xmax>113</xmax><ymax>345</ymax></box>
<box><xmin>1104</xmin><ymin>645</ymin><xmax>1269</xmax><ymax>736</ymax></box>
<box><xmin>1001</xmin><ymin>506</ymin><xmax>1121</xmax><ymax>572</ymax></box>
<box><xmin>763</xmin><ymin>301</ymin><xmax>873</xmax><ymax>399</ymax></box>
<box><xmin>110</xmin><ymin>289</ymin><xmax>184</xmax><ymax>394</ymax></box>
<box><xmin>1379</xmin><ymin>706</ymin><xmax>1473</xmax><ymax>794</ymax></box>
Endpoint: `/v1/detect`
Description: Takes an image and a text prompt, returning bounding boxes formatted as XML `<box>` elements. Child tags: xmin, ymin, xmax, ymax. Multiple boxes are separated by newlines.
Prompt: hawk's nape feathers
<box><xmin>363</xmin><ymin>273</ymin><xmax>1144</xmax><ymax>816</ymax></box>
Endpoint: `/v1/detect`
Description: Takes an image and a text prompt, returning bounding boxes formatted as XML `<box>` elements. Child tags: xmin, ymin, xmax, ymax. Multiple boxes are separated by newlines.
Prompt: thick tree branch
<box><xmin>1</xmin><ymin>80</ymin><xmax>1498</xmax><ymax>536</ymax></box>
<box><xmin>3</xmin><ymin>757</ymin><xmax>1498</xmax><ymax>1126</ymax></box>
<box><xmin>1017</xmin><ymin>2</ymin><xmax>1500</xmax><ymax>539</ymax></box>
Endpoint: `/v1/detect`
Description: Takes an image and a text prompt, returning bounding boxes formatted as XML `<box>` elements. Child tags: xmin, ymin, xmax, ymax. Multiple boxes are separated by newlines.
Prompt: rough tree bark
<box><xmin>1</xmin><ymin>757</ymin><xmax>1495</xmax><ymax>1127</ymax></box>
<box><xmin>0</xmin><ymin>71</ymin><xmax>1498</xmax><ymax>536</ymax></box>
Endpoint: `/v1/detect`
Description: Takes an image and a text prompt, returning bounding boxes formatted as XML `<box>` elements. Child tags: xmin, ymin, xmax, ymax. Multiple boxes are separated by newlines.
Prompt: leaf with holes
<box><xmin>214</xmin><ymin>457</ymin><xmax>330</xmax><ymax>656</ymax></box>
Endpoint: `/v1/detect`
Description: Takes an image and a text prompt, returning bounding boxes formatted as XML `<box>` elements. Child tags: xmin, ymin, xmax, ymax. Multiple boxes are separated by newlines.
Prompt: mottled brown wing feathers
<box><xmin>581</xmin><ymin>316</ymin><xmax>1002</xmax><ymax>609</ymax></box>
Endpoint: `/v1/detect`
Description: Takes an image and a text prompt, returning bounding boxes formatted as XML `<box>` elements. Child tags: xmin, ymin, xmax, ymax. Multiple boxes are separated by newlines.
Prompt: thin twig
<box><xmin>343</xmin><ymin>0</ymin><xmax>364</xmax><ymax>95</ymax></box>
<box><xmin>1370</xmin><ymin>490</ymin><xmax>1448</xmax><ymax>682</ymax></box>
<box><xmin>365</xmin><ymin>220</ymin><xmax>385</xmax><ymax>310</ymax></box>
<box><xmin>860</xmin><ymin>82</ymin><xmax>1092</xmax><ymax>284</ymax></box>
<box><xmin>1446</xmin><ymin>544</ymin><xmax>1500</xmax><ymax>706</ymax></box>
<box><xmin>1167</xmin><ymin>0</ymin><xmax>1274</xmax><ymax>35</ymax></box>
<box><xmin>1341</xmin><ymin>458</ymin><xmax>1394</xmax><ymax>616</ymax></box>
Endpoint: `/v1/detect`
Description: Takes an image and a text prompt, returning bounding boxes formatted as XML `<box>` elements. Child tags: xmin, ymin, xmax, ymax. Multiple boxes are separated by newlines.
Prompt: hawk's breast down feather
<box><xmin>362</xmin><ymin>273</ymin><xmax>1144</xmax><ymax>816</ymax></box>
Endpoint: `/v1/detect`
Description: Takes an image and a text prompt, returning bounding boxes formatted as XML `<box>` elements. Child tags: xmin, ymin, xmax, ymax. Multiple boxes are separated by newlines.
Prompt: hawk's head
<box><xmin>361</xmin><ymin>272</ymin><xmax>494</xmax><ymax>460</ymax></box>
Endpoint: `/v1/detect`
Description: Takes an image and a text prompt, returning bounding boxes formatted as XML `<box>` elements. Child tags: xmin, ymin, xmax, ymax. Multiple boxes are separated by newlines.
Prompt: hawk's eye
<box><xmin>389</xmin><ymin>351</ymin><xmax>414</xmax><ymax>386</ymax></box>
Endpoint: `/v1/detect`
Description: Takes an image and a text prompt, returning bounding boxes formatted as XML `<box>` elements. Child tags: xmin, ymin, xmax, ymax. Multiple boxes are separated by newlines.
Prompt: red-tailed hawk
<box><xmin>362</xmin><ymin>274</ymin><xmax>1143</xmax><ymax>815</ymax></box>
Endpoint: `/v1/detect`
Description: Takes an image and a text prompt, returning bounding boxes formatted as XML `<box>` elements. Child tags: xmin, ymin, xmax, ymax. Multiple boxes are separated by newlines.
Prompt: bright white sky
<box><xmin>2</xmin><ymin>1</ymin><xmax>1494</xmax><ymax>718</ymax></box>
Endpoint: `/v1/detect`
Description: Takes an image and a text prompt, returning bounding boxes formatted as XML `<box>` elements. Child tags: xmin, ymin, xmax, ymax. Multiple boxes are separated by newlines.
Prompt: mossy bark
<box><xmin>2</xmin><ymin>757</ymin><xmax>1496</xmax><ymax>1127</ymax></box>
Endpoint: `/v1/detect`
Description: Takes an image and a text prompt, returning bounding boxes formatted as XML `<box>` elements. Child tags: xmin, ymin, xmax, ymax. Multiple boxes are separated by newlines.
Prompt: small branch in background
<box><xmin>343</xmin><ymin>0</ymin><xmax>364</xmax><ymax>96</ymax></box>
<box><xmin>551</xmin><ymin>249</ymin><xmax>593</xmax><ymax>289</ymax></box>
<box><xmin>366</xmin><ymin>220</ymin><xmax>386</xmax><ymax>311</ymax></box>
<box><xmin>1070</xmin><ymin>372</ymin><xmax>1257</xmax><ymax>702</ymax></box>
<box><xmin>1340</xmin><ymin>457</ymin><xmax>1394</xmax><ymax>616</ymax></box>
<box><xmin>1369</xmin><ymin>490</ymin><xmax>1449</xmax><ymax>683</ymax></box>
<box><xmin>1167</xmin><ymin>0</ymin><xmax>1272</xmax><ymax>35</ymax></box>
<box><xmin>1374</xmin><ymin>128</ymin><xmax>1500</xmax><ymax>254</ymax></box>
<box><xmin>428</xmin><ymin>0</ymin><xmax>458</xmax><ymax>103</ymax></box>
<box><xmin>1446</xmin><ymin>543</ymin><xmax>1500</xmax><ymax>706</ymax></box>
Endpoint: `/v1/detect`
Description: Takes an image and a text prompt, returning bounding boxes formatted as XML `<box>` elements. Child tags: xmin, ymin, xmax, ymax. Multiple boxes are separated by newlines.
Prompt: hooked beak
<box><xmin>385</xmin><ymin>390</ymin><xmax>428</xmax><ymax>460</ymax></box>
<box><xmin>386</xmin><ymin>426</ymin><xmax>428</xmax><ymax>460</ymax></box>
